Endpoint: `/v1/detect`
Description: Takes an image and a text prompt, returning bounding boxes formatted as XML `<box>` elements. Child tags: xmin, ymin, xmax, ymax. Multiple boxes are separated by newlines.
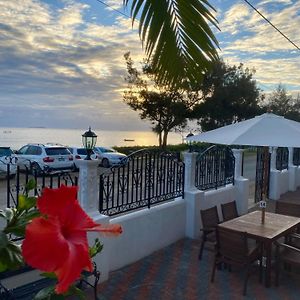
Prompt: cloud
<box><xmin>0</xmin><ymin>0</ymin><xmax>149</xmax><ymax>130</ymax></box>
<box><xmin>216</xmin><ymin>0</ymin><xmax>300</xmax><ymax>92</ymax></box>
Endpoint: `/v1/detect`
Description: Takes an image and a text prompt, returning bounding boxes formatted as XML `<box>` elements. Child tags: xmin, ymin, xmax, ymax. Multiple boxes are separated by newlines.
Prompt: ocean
<box><xmin>0</xmin><ymin>127</ymin><xmax>184</xmax><ymax>150</ymax></box>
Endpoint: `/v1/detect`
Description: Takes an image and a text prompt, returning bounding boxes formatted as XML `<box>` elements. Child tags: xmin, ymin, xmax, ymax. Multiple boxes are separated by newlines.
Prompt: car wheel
<box><xmin>102</xmin><ymin>158</ymin><xmax>110</xmax><ymax>168</ymax></box>
<box><xmin>31</xmin><ymin>162</ymin><xmax>43</xmax><ymax>176</ymax></box>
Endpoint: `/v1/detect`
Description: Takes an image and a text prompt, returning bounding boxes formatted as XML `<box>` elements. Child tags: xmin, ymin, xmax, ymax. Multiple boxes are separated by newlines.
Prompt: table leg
<box><xmin>264</xmin><ymin>242</ymin><xmax>272</xmax><ymax>288</ymax></box>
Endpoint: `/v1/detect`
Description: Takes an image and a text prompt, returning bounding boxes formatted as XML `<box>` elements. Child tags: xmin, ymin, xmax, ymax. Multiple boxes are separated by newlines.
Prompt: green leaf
<box><xmin>4</xmin><ymin>208</ymin><xmax>14</xmax><ymax>222</ymax></box>
<box><xmin>34</xmin><ymin>285</ymin><xmax>56</xmax><ymax>300</ymax></box>
<box><xmin>26</xmin><ymin>179</ymin><xmax>36</xmax><ymax>192</ymax></box>
<box><xmin>40</xmin><ymin>272</ymin><xmax>58</xmax><ymax>280</ymax></box>
<box><xmin>67</xmin><ymin>285</ymin><xmax>86</xmax><ymax>299</ymax></box>
<box><xmin>18</xmin><ymin>195</ymin><xmax>37</xmax><ymax>211</ymax></box>
<box><xmin>89</xmin><ymin>238</ymin><xmax>103</xmax><ymax>258</ymax></box>
<box><xmin>124</xmin><ymin>0</ymin><xmax>219</xmax><ymax>87</ymax></box>
<box><xmin>0</xmin><ymin>231</ymin><xmax>9</xmax><ymax>250</ymax></box>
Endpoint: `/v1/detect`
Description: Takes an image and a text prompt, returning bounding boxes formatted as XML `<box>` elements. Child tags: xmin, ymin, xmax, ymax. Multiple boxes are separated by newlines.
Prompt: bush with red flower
<box><xmin>0</xmin><ymin>180</ymin><xmax>122</xmax><ymax>299</ymax></box>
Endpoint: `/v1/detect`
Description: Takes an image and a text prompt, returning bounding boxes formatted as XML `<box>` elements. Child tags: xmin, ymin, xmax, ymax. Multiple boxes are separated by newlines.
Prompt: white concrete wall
<box><xmin>107</xmin><ymin>198</ymin><xmax>186</xmax><ymax>272</ymax></box>
<box><xmin>269</xmin><ymin>169</ymin><xmax>289</xmax><ymax>200</ymax></box>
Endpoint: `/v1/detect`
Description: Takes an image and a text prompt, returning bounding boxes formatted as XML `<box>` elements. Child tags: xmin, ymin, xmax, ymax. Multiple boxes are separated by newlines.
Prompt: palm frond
<box><xmin>123</xmin><ymin>0</ymin><xmax>219</xmax><ymax>87</ymax></box>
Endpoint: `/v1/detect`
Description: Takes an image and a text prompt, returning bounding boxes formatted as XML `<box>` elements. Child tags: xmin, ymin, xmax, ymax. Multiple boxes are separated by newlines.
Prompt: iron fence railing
<box><xmin>99</xmin><ymin>149</ymin><xmax>184</xmax><ymax>216</ymax></box>
<box><xmin>195</xmin><ymin>145</ymin><xmax>235</xmax><ymax>191</ymax></box>
<box><xmin>5</xmin><ymin>165</ymin><xmax>78</xmax><ymax>208</ymax></box>
<box><xmin>293</xmin><ymin>148</ymin><xmax>300</xmax><ymax>166</ymax></box>
<box><xmin>276</xmin><ymin>147</ymin><xmax>289</xmax><ymax>171</ymax></box>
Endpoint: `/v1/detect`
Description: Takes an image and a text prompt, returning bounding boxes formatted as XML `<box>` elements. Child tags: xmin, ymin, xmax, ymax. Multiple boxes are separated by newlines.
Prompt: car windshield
<box><xmin>97</xmin><ymin>147</ymin><xmax>115</xmax><ymax>153</ymax></box>
<box><xmin>77</xmin><ymin>148</ymin><xmax>90</xmax><ymax>155</ymax></box>
<box><xmin>0</xmin><ymin>148</ymin><xmax>13</xmax><ymax>156</ymax></box>
<box><xmin>45</xmin><ymin>148</ymin><xmax>70</xmax><ymax>155</ymax></box>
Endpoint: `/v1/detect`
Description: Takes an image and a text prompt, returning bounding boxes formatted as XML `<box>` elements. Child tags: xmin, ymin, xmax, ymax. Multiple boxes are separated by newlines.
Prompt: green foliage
<box><xmin>89</xmin><ymin>238</ymin><xmax>103</xmax><ymax>258</ymax></box>
<box><xmin>192</xmin><ymin>60</ymin><xmax>263</xmax><ymax>131</ymax></box>
<box><xmin>123</xmin><ymin>0</ymin><xmax>219</xmax><ymax>87</ymax></box>
<box><xmin>262</xmin><ymin>84</ymin><xmax>300</xmax><ymax>121</ymax></box>
<box><xmin>124</xmin><ymin>53</ymin><xmax>198</xmax><ymax>148</ymax></box>
<box><xmin>0</xmin><ymin>180</ymin><xmax>39</xmax><ymax>272</ymax></box>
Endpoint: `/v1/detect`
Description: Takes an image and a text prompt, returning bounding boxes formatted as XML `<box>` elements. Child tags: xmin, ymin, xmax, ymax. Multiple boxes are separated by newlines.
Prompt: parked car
<box><xmin>0</xmin><ymin>147</ymin><xmax>17</xmax><ymax>178</ymax></box>
<box><xmin>93</xmin><ymin>146</ymin><xmax>127</xmax><ymax>168</ymax></box>
<box><xmin>16</xmin><ymin>144</ymin><xmax>74</xmax><ymax>175</ymax></box>
<box><xmin>67</xmin><ymin>147</ymin><xmax>97</xmax><ymax>170</ymax></box>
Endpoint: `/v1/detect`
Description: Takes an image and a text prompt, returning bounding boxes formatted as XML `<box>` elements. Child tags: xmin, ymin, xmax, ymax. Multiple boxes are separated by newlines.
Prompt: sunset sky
<box><xmin>0</xmin><ymin>0</ymin><xmax>299</xmax><ymax>130</ymax></box>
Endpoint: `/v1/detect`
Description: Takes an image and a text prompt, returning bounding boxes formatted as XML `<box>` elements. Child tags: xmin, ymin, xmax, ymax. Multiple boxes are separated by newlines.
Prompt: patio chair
<box><xmin>275</xmin><ymin>234</ymin><xmax>300</xmax><ymax>286</ymax></box>
<box><xmin>211</xmin><ymin>227</ymin><xmax>263</xmax><ymax>296</ymax></box>
<box><xmin>221</xmin><ymin>201</ymin><xmax>238</xmax><ymax>221</ymax></box>
<box><xmin>275</xmin><ymin>201</ymin><xmax>300</xmax><ymax>218</ymax></box>
<box><xmin>199</xmin><ymin>206</ymin><xmax>220</xmax><ymax>260</ymax></box>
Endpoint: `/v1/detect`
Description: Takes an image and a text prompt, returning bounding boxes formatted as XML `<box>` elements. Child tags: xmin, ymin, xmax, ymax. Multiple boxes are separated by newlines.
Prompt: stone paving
<box><xmin>92</xmin><ymin>189</ymin><xmax>300</xmax><ymax>300</ymax></box>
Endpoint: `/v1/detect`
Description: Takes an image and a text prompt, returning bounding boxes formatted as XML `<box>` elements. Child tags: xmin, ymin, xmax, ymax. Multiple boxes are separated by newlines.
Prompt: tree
<box><xmin>123</xmin><ymin>0</ymin><xmax>219</xmax><ymax>87</ymax></box>
<box><xmin>192</xmin><ymin>60</ymin><xmax>263</xmax><ymax>131</ymax></box>
<box><xmin>263</xmin><ymin>84</ymin><xmax>300</xmax><ymax>121</ymax></box>
<box><xmin>123</xmin><ymin>53</ymin><xmax>193</xmax><ymax>148</ymax></box>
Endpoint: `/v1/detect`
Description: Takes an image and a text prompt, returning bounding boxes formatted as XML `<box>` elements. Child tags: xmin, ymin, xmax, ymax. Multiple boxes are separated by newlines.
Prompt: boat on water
<box><xmin>124</xmin><ymin>139</ymin><xmax>135</xmax><ymax>142</ymax></box>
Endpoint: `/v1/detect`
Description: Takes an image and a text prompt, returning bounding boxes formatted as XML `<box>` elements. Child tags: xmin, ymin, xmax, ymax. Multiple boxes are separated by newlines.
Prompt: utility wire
<box><xmin>94</xmin><ymin>0</ymin><xmax>131</xmax><ymax>19</ymax></box>
<box><xmin>242</xmin><ymin>0</ymin><xmax>300</xmax><ymax>51</ymax></box>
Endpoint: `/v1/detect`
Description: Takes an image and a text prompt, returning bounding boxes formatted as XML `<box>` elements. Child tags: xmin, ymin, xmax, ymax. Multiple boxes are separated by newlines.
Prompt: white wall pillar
<box><xmin>232</xmin><ymin>149</ymin><xmax>244</xmax><ymax>179</ymax></box>
<box><xmin>270</xmin><ymin>147</ymin><xmax>277</xmax><ymax>171</ymax></box>
<box><xmin>234</xmin><ymin>177</ymin><xmax>249</xmax><ymax>215</ymax></box>
<box><xmin>288</xmin><ymin>147</ymin><xmax>297</xmax><ymax>191</ymax></box>
<box><xmin>77</xmin><ymin>159</ymin><xmax>111</xmax><ymax>282</ymax></box>
<box><xmin>77</xmin><ymin>160</ymin><xmax>100</xmax><ymax>218</ymax></box>
<box><xmin>183</xmin><ymin>151</ymin><xmax>198</xmax><ymax>191</ymax></box>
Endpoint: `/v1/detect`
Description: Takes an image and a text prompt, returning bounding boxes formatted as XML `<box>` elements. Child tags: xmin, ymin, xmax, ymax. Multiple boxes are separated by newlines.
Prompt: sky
<box><xmin>0</xmin><ymin>0</ymin><xmax>299</xmax><ymax>130</ymax></box>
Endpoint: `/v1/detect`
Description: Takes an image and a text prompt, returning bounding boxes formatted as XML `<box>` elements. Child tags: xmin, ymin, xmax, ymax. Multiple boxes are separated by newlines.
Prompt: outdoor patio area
<box><xmin>95</xmin><ymin>237</ymin><xmax>300</xmax><ymax>300</ymax></box>
<box><xmin>90</xmin><ymin>188</ymin><xmax>300</xmax><ymax>300</ymax></box>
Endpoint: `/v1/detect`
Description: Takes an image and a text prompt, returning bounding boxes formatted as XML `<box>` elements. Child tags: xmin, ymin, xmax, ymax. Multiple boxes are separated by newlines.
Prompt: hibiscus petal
<box><xmin>38</xmin><ymin>185</ymin><xmax>78</xmax><ymax>218</ymax></box>
<box><xmin>22</xmin><ymin>217</ymin><xmax>69</xmax><ymax>272</ymax></box>
<box><xmin>54</xmin><ymin>242</ymin><xmax>93</xmax><ymax>294</ymax></box>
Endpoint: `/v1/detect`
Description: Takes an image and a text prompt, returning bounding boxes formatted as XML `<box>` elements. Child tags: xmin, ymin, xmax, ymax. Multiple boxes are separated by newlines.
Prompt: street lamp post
<box><xmin>82</xmin><ymin>127</ymin><xmax>97</xmax><ymax>160</ymax></box>
<box><xmin>186</xmin><ymin>132</ymin><xmax>194</xmax><ymax>152</ymax></box>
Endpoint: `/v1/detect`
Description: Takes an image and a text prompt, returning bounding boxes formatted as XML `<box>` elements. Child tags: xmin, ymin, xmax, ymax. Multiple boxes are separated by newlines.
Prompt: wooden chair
<box><xmin>221</xmin><ymin>201</ymin><xmax>238</xmax><ymax>221</ymax></box>
<box><xmin>199</xmin><ymin>206</ymin><xmax>220</xmax><ymax>260</ymax></box>
<box><xmin>211</xmin><ymin>227</ymin><xmax>262</xmax><ymax>296</ymax></box>
<box><xmin>275</xmin><ymin>234</ymin><xmax>300</xmax><ymax>286</ymax></box>
<box><xmin>275</xmin><ymin>201</ymin><xmax>300</xmax><ymax>218</ymax></box>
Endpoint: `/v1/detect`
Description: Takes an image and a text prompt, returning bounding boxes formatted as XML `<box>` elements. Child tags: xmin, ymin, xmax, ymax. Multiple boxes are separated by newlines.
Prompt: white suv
<box><xmin>16</xmin><ymin>144</ymin><xmax>74</xmax><ymax>175</ymax></box>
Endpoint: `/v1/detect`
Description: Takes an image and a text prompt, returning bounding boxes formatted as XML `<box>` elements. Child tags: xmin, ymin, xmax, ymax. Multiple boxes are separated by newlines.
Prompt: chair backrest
<box><xmin>221</xmin><ymin>201</ymin><xmax>238</xmax><ymax>221</ymax></box>
<box><xmin>275</xmin><ymin>201</ymin><xmax>300</xmax><ymax>218</ymax></box>
<box><xmin>200</xmin><ymin>206</ymin><xmax>220</xmax><ymax>229</ymax></box>
<box><xmin>217</xmin><ymin>226</ymin><xmax>248</xmax><ymax>264</ymax></box>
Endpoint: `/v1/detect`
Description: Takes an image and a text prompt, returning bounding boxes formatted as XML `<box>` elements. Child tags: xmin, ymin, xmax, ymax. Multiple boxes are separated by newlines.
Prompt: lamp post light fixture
<box><xmin>186</xmin><ymin>132</ymin><xmax>194</xmax><ymax>152</ymax></box>
<box><xmin>82</xmin><ymin>127</ymin><xmax>97</xmax><ymax>160</ymax></box>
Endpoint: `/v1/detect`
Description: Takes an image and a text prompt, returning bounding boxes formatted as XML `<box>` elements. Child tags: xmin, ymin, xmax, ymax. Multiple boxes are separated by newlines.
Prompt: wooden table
<box><xmin>218</xmin><ymin>210</ymin><xmax>300</xmax><ymax>287</ymax></box>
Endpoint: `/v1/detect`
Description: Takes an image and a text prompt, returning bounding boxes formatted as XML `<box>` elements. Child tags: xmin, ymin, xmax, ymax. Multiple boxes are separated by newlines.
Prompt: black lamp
<box><xmin>82</xmin><ymin>127</ymin><xmax>97</xmax><ymax>160</ymax></box>
<box><xmin>186</xmin><ymin>132</ymin><xmax>194</xmax><ymax>152</ymax></box>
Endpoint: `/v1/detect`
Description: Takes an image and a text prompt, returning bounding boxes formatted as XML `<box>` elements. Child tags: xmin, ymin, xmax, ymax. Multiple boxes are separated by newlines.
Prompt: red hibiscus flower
<box><xmin>22</xmin><ymin>185</ymin><xmax>122</xmax><ymax>294</ymax></box>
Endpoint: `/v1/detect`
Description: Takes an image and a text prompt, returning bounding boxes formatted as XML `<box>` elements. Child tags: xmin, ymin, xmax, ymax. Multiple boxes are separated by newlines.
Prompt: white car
<box><xmin>0</xmin><ymin>147</ymin><xmax>17</xmax><ymax>178</ymax></box>
<box><xmin>16</xmin><ymin>144</ymin><xmax>74</xmax><ymax>175</ymax></box>
<box><xmin>67</xmin><ymin>147</ymin><xmax>97</xmax><ymax>170</ymax></box>
<box><xmin>93</xmin><ymin>146</ymin><xmax>127</xmax><ymax>168</ymax></box>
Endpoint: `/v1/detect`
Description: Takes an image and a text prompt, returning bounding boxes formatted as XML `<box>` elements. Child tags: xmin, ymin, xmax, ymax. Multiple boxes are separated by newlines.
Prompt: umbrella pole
<box><xmin>261</xmin><ymin>146</ymin><xmax>269</xmax><ymax>224</ymax></box>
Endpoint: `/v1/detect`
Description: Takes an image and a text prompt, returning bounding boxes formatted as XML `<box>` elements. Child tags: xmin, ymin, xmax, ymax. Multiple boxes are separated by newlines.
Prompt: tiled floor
<box><xmin>94</xmin><ymin>190</ymin><xmax>300</xmax><ymax>300</ymax></box>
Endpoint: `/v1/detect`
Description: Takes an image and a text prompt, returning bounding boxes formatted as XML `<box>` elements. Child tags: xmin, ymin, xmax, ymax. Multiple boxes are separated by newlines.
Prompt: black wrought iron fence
<box><xmin>195</xmin><ymin>145</ymin><xmax>235</xmax><ymax>191</ymax></box>
<box><xmin>99</xmin><ymin>149</ymin><xmax>184</xmax><ymax>216</ymax></box>
<box><xmin>276</xmin><ymin>147</ymin><xmax>288</xmax><ymax>171</ymax></box>
<box><xmin>293</xmin><ymin>148</ymin><xmax>300</xmax><ymax>166</ymax></box>
<box><xmin>5</xmin><ymin>165</ymin><xmax>78</xmax><ymax>208</ymax></box>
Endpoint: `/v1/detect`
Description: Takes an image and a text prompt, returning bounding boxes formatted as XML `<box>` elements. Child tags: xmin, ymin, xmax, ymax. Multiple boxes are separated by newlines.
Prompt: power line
<box><xmin>242</xmin><ymin>0</ymin><xmax>300</xmax><ymax>51</ymax></box>
<box><xmin>94</xmin><ymin>0</ymin><xmax>131</xmax><ymax>19</ymax></box>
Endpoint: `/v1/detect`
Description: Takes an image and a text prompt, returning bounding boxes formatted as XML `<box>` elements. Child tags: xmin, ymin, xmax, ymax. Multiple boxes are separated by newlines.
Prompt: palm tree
<box><xmin>123</xmin><ymin>0</ymin><xmax>219</xmax><ymax>87</ymax></box>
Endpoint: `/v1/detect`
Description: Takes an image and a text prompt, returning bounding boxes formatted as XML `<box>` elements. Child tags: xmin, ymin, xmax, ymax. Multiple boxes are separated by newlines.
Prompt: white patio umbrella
<box><xmin>187</xmin><ymin>113</ymin><xmax>300</xmax><ymax>224</ymax></box>
<box><xmin>187</xmin><ymin>113</ymin><xmax>300</xmax><ymax>148</ymax></box>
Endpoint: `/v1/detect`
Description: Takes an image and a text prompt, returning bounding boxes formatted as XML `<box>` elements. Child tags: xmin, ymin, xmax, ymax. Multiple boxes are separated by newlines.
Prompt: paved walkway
<box><xmin>93</xmin><ymin>189</ymin><xmax>300</xmax><ymax>300</ymax></box>
<box><xmin>96</xmin><ymin>238</ymin><xmax>300</xmax><ymax>300</ymax></box>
